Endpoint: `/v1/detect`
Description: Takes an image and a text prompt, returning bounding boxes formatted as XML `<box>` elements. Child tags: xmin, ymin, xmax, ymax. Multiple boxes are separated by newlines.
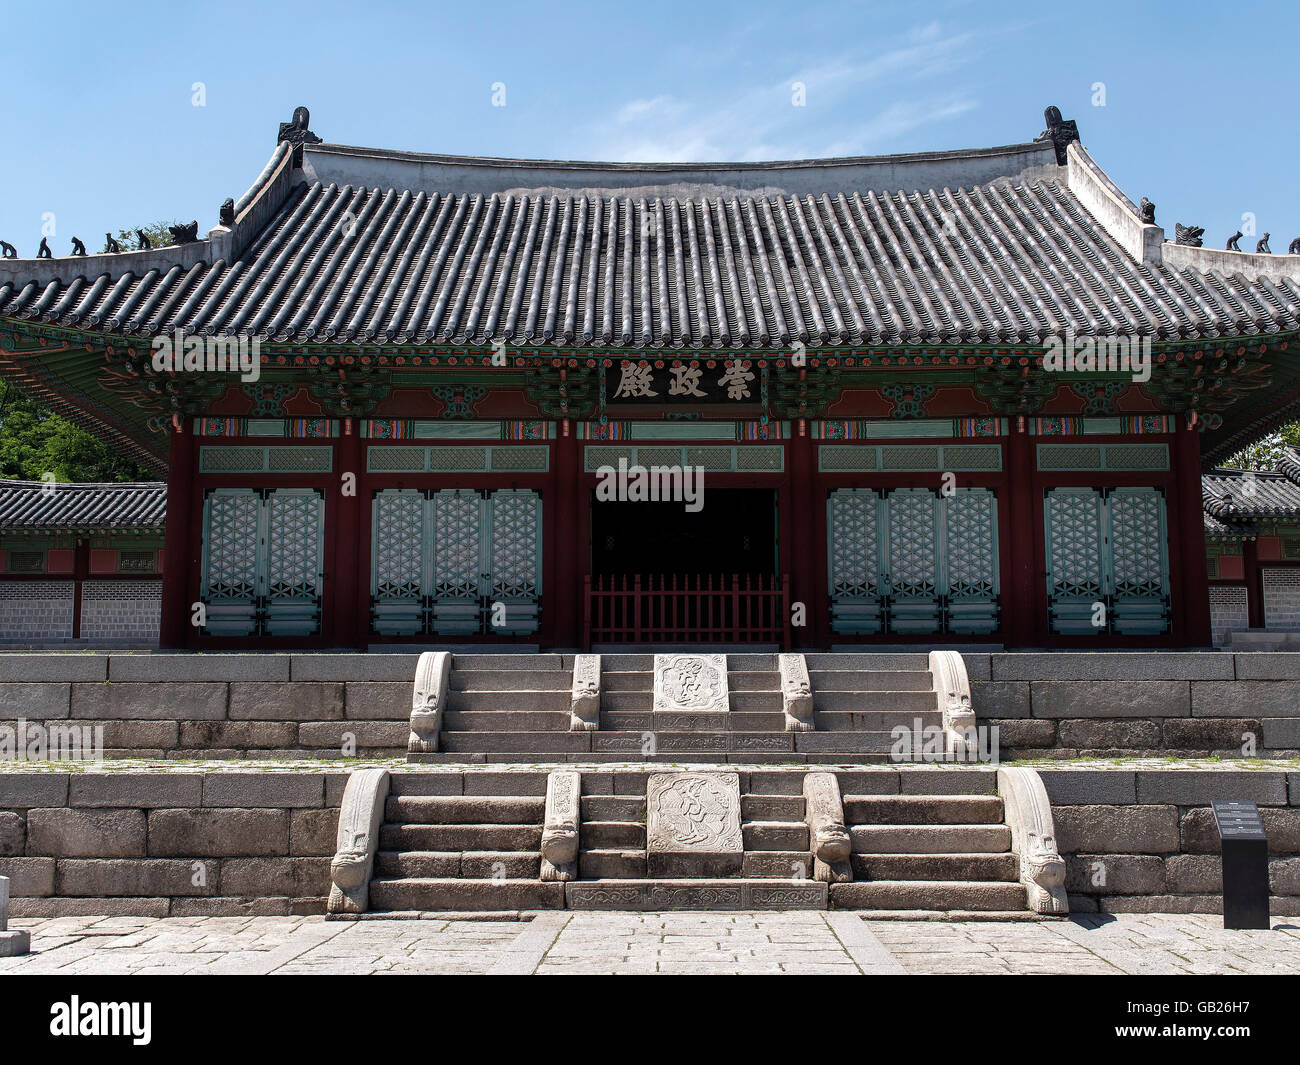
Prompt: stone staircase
<box><xmin>436</xmin><ymin>654</ymin><xmax>580</xmax><ymax>760</ymax></box>
<box><xmin>353</xmin><ymin>770</ymin><xmax>1044</xmax><ymax>917</ymax></box>
<box><xmin>410</xmin><ymin>651</ymin><xmax>951</xmax><ymax>763</ymax></box>
<box><xmin>367</xmin><ymin>773</ymin><xmax>564</xmax><ymax>911</ymax></box>
<box><xmin>829</xmin><ymin>792</ymin><xmax>1027</xmax><ymax>912</ymax></box>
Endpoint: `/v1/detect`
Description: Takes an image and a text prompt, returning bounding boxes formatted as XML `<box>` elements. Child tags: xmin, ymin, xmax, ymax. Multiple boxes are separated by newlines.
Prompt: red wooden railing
<box><xmin>584</xmin><ymin>573</ymin><xmax>791</xmax><ymax>647</ymax></box>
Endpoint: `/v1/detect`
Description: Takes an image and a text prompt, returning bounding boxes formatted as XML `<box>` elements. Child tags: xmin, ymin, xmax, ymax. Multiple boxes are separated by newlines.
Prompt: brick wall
<box><xmin>1208</xmin><ymin>584</ymin><xmax>1249</xmax><ymax>647</ymax></box>
<box><xmin>1263</xmin><ymin>568</ymin><xmax>1300</xmax><ymax>631</ymax></box>
<box><xmin>80</xmin><ymin>579</ymin><xmax>162</xmax><ymax>641</ymax></box>
<box><xmin>0</xmin><ymin>580</ymin><xmax>74</xmax><ymax>639</ymax></box>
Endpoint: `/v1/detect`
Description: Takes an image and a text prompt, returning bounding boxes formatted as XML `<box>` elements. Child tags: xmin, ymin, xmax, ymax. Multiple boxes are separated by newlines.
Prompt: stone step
<box><xmin>729</xmin><ymin>691</ymin><xmax>781</xmax><ymax>711</ymax></box>
<box><xmin>788</xmin><ymin>731</ymin><xmax>909</xmax><ymax>753</ymax></box>
<box><xmin>583</xmin><ymin>820</ymin><xmax>646</xmax><ymax>848</ymax></box>
<box><xmin>580</xmin><ymin>795</ymin><xmax>646</xmax><ymax>820</ymax></box>
<box><xmin>369</xmin><ymin>877</ymin><xmax>565</xmax><ymax>911</ymax></box>
<box><xmin>374</xmin><ymin>850</ymin><xmax>540</xmax><ymax>878</ymax></box>
<box><xmin>805</xmin><ymin>653</ymin><xmax>930</xmax><ymax>670</ymax></box>
<box><xmin>602</xmin><ymin>671</ymin><xmax>653</xmax><ymax>692</ymax></box>
<box><xmin>441</xmin><ymin>710</ymin><xmax>570</xmax><ymax>732</ymax></box>
<box><xmin>850</xmin><ymin>853</ymin><xmax>1020</xmax><ymax>882</ymax></box>
<box><xmin>565</xmin><ymin>878</ymin><xmax>827</xmax><ymax>910</ymax></box>
<box><xmin>830</xmin><ymin>880</ymin><xmax>1027</xmax><ymax>912</ymax></box>
<box><xmin>388</xmin><ymin>771</ymin><xmax>547</xmax><ymax>797</ymax></box>
<box><xmin>843</xmin><ymin>795</ymin><xmax>1005</xmax><ymax>825</ymax></box>
<box><xmin>450</xmin><ymin>669</ymin><xmax>571</xmax><ymax>691</ymax></box>
<box><xmin>439</xmin><ymin>731</ymin><xmax>591</xmax><ymax>753</ymax></box>
<box><xmin>601</xmin><ymin>690</ymin><xmax>653</xmax><ymax>711</ymax></box>
<box><xmin>447</xmin><ymin>690</ymin><xmax>571</xmax><ymax>712</ymax></box>
<box><xmin>579</xmin><ymin>849</ymin><xmax>647</xmax><ymax>879</ymax></box>
<box><xmin>729</xmin><ymin>711</ymin><xmax>787</xmax><ymax>729</ymax></box>
<box><xmin>741</xmin><ymin>794</ymin><xmax>805</xmax><ymax>819</ymax></box>
<box><xmin>743</xmin><ymin>851</ymin><xmax>813</xmax><ymax>878</ymax></box>
<box><xmin>379</xmin><ymin>822</ymin><xmax>542</xmax><ymax>852</ymax></box>
<box><xmin>816</xmin><ymin>710</ymin><xmax>943</xmax><ymax>731</ymax></box>
<box><xmin>743</xmin><ymin>820</ymin><xmax>810</xmax><ymax>851</ymax></box>
<box><xmin>589</xmin><ymin>732</ymin><xmax>798</xmax><ymax>755</ymax></box>
<box><xmin>452</xmin><ymin>654</ymin><xmax>567</xmax><ymax>670</ymax></box>
<box><xmin>385</xmin><ymin>795</ymin><xmax>544</xmax><ymax>824</ymax></box>
<box><xmin>728</xmin><ymin>671</ymin><xmax>781</xmax><ymax>691</ymax></box>
<box><xmin>848</xmin><ymin>824</ymin><xmax>1011</xmax><ymax>854</ymax></box>
<box><xmin>726</xmin><ymin>654</ymin><xmax>777</xmax><ymax>670</ymax></box>
<box><xmin>594</xmin><ymin>654</ymin><xmax>655</xmax><ymax>671</ymax></box>
<box><xmin>812</xmin><ymin>690</ymin><xmax>937</xmax><ymax>712</ymax></box>
<box><xmin>807</xmin><ymin>670</ymin><xmax>934</xmax><ymax>691</ymax></box>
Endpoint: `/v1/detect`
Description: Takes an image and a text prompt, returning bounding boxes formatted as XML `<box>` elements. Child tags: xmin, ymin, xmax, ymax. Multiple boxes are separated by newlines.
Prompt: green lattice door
<box><xmin>827</xmin><ymin>487</ymin><xmax>999</xmax><ymax>635</ymax></box>
<box><xmin>200</xmin><ymin>488</ymin><xmax>325</xmax><ymax>636</ymax></box>
<box><xmin>1044</xmin><ymin>486</ymin><xmax>1169</xmax><ymax>635</ymax></box>
<box><xmin>370</xmin><ymin>488</ymin><xmax>542</xmax><ymax>636</ymax></box>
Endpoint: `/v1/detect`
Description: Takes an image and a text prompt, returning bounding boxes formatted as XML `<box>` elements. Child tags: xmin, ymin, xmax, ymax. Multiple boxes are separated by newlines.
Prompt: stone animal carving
<box><xmin>1226</xmin><ymin>231</ymin><xmax>1242</xmax><ymax>251</ymax></box>
<box><xmin>0</xmin><ymin>241</ymin><xmax>15</xmax><ymax>259</ymax></box>
<box><xmin>277</xmin><ymin>105</ymin><xmax>322</xmax><ymax>147</ymax></box>
<box><xmin>569</xmin><ymin>654</ymin><xmax>600</xmax><ymax>731</ymax></box>
<box><xmin>136</xmin><ymin>230</ymin><xmax>151</xmax><ymax>250</ymax></box>
<box><xmin>408</xmin><ymin>650</ymin><xmax>451</xmax><ymax>753</ymax></box>
<box><xmin>169</xmin><ymin>220</ymin><xmax>198</xmax><ymax>244</ymax></box>
<box><xmin>1290</xmin><ymin>237</ymin><xmax>1300</xmax><ymax>255</ymax></box>
<box><xmin>104</xmin><ymin>233</ymin><xmax>121</xmax><ymax>253</ymax></box>
<box><xmin>539</xmin><ymin>771</ymin><xmax>581</xmax><ymax>882</ymax></box>
<box><xmin>70</xmin><ymin>237</ymin><xmax>86</xmax><ymax>257</ymax></box>
<box><xmin>1174</xmin><ymin>223</ymin><xmax>1204</xmax><ymax>247</ymax></box>
<box><xmin>219</xmin><ymin>198</ymin><xmax>235</xmax><ymax>226</ymax></box>
<box><xmin>1040</xmin><ymin>105</ymin><xmax>1080</xmax><ymax>164</ymax></box>
<box><xmin>36</xmin><ymin>238</ymin><xmax>51</xmax><ymax>258</ymax></box>
<box><xmin>1021</xmin><ymin>835</ymin><xmax>1068</xmax><ymax>911</ymax></box>
<box><xmin>803</xmin><ymin>773</ymin><xmax>852</xmax><ymax>883</ymax></box>
<box><xmin>1138</xmin><ymin>197</ymin><xmax>1155</xmax><ymax>224</ymax></box>
<box><xmin>1256</xmin><ymin>233</ymin><xmax>1271</xmax><ymax>254</ymax></box>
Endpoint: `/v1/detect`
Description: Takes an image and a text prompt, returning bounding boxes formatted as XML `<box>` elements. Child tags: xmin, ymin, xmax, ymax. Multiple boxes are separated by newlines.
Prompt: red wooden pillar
<box><xmin>788</xmin><ymin>423</ymin><xmax>817</xmax><ymax>648</ymax></box>
<box><xmin>332</xmin><ymin>421</ymin><xmax>364</xmax><ymax>648</ymax></box>
<box><xmin>159</xmin><ymin>422</ymin><xmax>196</xmax><ymax>648</ymax></box>
<box><xmin>71</xmin><ymin>537</ymin><xmax>89</xmax><ymax>639</ymax></box>
<box><xmin>1244</xmin><ymin>538</ymin><xmax>1264</xmax><ymax>628</ymax></box>
<box><xmin>1175</xmin><ymin>419</ymin><xmax>1212</xmax><ymax>647</ymax></box>
<box><xmin>1002</xmin><ymin>423</ymin><xmax>1038</xmax><ymax>648</ymax></box>
<box><xmin>551</xmin><ymin>425</ymin><xmax>581</xmax><ymax>648</ymax></box>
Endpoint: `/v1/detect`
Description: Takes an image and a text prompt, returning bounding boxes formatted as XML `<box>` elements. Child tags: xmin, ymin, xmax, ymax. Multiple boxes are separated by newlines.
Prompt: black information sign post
<box><xmin>1212</xmin><ymin>800</ymin><xmax>1270</xmax><ymax>930</ymax></box>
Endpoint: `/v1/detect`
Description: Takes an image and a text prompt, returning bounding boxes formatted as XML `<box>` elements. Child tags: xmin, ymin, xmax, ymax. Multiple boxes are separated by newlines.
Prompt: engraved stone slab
<box><xmin>564</xmin><ymin>879</ymin><xmax>827</xmax><ymax>911</ymax></box>
<box><xmin>647</xmin><ymin>772</ymin><xmax>742</xmax><ymax>878</ymax></box>
<box><xmin>652</xmin><ymin>654</ymin><xmax>729</xmax><ymax>713</ymax></box>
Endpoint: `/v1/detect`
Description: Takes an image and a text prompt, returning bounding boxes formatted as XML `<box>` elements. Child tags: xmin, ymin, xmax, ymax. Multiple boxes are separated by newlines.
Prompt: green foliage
<box><xmin>1220</xmin><ymin>432</ymin><xmax>1287</xmax><ymax>471</ymax></box>
<box><xmin>0</xmin><ymin>378</ymin><xmax>154</xmax><ymax>483</ymax></box>
<box><xmin>107</xmin><ymin>220</ymin><xmax>176</xmax><ymax>253</ymax></box>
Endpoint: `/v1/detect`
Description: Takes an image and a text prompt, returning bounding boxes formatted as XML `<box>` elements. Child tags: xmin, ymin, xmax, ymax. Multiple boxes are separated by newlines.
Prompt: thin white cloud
<box><xmin>584</xmin><ymin>22</ymin><xmax>984</xmax><ymax>162</ymax></box>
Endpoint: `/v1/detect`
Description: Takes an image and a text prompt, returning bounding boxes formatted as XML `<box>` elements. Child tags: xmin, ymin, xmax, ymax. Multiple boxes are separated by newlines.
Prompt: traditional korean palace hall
<box><xmin>2</xmin><ymin>105</ymin><xmax>1299</xmax><ymax>653</ymax></box>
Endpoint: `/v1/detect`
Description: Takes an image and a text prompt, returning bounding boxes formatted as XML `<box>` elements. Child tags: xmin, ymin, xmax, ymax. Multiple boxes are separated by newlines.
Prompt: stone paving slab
<box><xmin>1</xmin><ymin>911</ymin><xmax>1299</xmax><ymax>975</ymax></box>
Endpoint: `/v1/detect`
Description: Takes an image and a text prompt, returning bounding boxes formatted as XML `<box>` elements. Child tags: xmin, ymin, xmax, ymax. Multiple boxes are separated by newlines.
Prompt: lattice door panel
<box><xmin>827</xmin><ymin>489</ymin><xmax>884</xmax><ymax>634</ymax></box>
<box><xmin>369</xmin><ymin>488</ymin><xmax>543</xmax><ymax>635</ymax></box>
<box><xmin>200</xmin><ymin>488</ymin><xmax>324</xmax><ymax>636</ymax></box>
<box><xmin>201</xmin><ymin>490</ymin><xmax>262</xmax><ymax>636</ymax></box>
<box><xmin>827</xmin><ymin>487</ymin><xmax>999</xmax><ymax>635</ymax></box>
<box><xmin>943</xmin><ymin>487</ymin><xmax>1000</xmax><ymax>634</ymax></box>
<box><xmin>1044</xmin><ymin>486</ymin><xmax>1169</xmax><ymax>635</ymax></box>
<box><xmin>885</xmin><ymin>488</ymin><xmax>940</xmax><ymax>633</ymax></box>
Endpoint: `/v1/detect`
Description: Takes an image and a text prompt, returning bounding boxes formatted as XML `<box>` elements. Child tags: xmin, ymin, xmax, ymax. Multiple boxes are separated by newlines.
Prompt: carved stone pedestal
<box><xmin>652</xmin><ymin>654</ymin><xmax>729</xmax><ymax>714</ymax></box>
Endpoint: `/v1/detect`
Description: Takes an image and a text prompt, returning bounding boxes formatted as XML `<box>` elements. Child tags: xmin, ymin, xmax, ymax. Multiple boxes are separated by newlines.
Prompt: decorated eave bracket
<box><xmin>304</xmin><ymin>361</ymin><xmax>391</xmax><ymax>418</ymax></box>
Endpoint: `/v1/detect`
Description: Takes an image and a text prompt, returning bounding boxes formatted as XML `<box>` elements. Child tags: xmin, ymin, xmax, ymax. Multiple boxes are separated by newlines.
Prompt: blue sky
<box><xmin>2</xmin><ymin>0</ymin><xmax>1297</xmax><ymax>254</ymax></box>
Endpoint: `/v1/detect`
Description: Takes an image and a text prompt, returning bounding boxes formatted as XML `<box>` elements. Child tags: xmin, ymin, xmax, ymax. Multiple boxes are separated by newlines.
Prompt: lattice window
<box><xmin>1109</xmin><ymin>489</ymin><xmax>1167</xmax><ymax>600</ymax></box>
<box><xmin>1045</xmin><ymin>489</ymin><xmax>1105</xmax><ymax>600</ymax></box>
<box><xmin>1104</xmin><ymin>444</ymin><xmax>1169</xmax><ymax>471</ymax></box>
<box><xmin>7</xmin><ymin>550</ymin><xmax>45</xmax><ymax>574</ymax></box>
<box><xmin>368</xmin><ymin>447</ymin><xmax>426</xmax><ymax>472</ymax></box>
<box><xmin>1037</xmin><ymin>445</ymin><xmax>1104</xmax><ymax>471</ymax></box>
<box><xmin>488</xmin><ymin>446</ymin><xmax>549</xmax><ymax>472</ymax></box>
<box><xmin>585</xmin><ymin>446</ymin><xmax>634</xmax><ymax>471</ymax></box>
<box><xmin>489</xmin><ymin>490</ymin><xmax>541</xmax><ymax>601</ymax></box>
<box><xmin>819</xmin><ymin>445</ymin><xmax>877</xmax><ymax>472</ymax></box>
<box><xmin>735</xmin><ymin>447</ymin><xmax>783</xmax><ymax>471</ymax></box>
<box><xmin>200</xmin><ymin>447</ymin><xmax>266</xmax><ymax>473</ymax></box>
<box><xmin>881</xmin><ymin>445</ymin><xmax>941</xmax><ymax>471</ymax></box>
<box><xmin>203</xmin><ymin>491</ymin><xmax>260</xmax><ymax>603</ymax></box>
<box><xmin>427</xmin><ymin>447</ymin><xmax>489</xmax><ymax>471</ymax></box>
<box><xmin>686</xmin><ymin>447</ymin><xmax>734</xmax><ymax>470</ymax></box>
<box><xmin>117</xmin><ymin>550</ymin><xmax>156</xmax><ymax>574</ymax></box>
<box><xmin>372</xmin><ymin>491</ymin><xmax>424</xmax><ymax>601</ymax></box>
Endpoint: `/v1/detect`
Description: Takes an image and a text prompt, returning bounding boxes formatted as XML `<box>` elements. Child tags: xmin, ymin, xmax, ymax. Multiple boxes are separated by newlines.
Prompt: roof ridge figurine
<box><xmin>1257</xmin><ymin>233</ymin><xmax>1271</xmax><ymax>254</ymax></box>
<box><xmin>104</xmin><ymin>232</ymin><xmax>121</xmax><ymax>253</ymax></box>
<box><xmin>37</xmin><ymin>237</ymin><xmax>51</xmax><ymax>258</ymax></box>
<box><xmin>1175</xmin><ymin>223</ymin><xmax>1204</xmax><ymax>247</ymax></box>
<box><xmin>1227</xmin><ymin>231</ymin><xmax>1243</xmax><ymax>251</ymax></box>
<box><xmin>1139</xmin><ymin>197</ymin><xmax>1155</xmax><ymax>224</ymax></box>
<box><xmin>70</xmin><ymin>237</ymin><xmax>86</xmax><ymax>257</ymax></box>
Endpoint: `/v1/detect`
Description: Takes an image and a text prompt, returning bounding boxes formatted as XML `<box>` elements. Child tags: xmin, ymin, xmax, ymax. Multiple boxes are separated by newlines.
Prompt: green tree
<box><xmin>107</xmin><ymin>219</ymin><xmax>177</xmax><ymax>253</ymax></box>
<box><xmin>0</xmin><ymin>378</ymin><xmax>156</xmax><ymax>483</ymax></box>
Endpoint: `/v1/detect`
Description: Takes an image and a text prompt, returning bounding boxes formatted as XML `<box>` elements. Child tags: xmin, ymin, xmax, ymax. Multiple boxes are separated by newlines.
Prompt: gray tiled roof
<box><xmin>0</xmin><ymin>480</ymin><xmax>166</xmax><ymax>531</ymax></box>
<box><xmin>3</xmin><ymin>140</ymin><xmax>1299</xmax><ymax>349</ymax></box>
<box><xmin>1202</xmin><ymin>447</ymin><xmax>1300</xmax><ymax>536</ymax></box>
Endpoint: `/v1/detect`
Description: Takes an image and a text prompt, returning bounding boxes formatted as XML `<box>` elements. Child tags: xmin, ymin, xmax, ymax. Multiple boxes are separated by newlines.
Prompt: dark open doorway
<box><xmin>586</xmin><ymin>487</ymin><xmax>786</xmax><ymax>645</ymax></box>
<box><xmin>590</xmin><ymin>488</ymin><xmax>777</xmax><ymax>578</ymax></box>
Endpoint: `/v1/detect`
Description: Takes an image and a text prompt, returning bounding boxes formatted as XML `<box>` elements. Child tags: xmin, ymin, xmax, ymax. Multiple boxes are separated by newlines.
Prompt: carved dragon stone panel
<box><xmin>652</xmin><ymin>654</ymin><xmax>729</xmax><ymax>713</ymax></box>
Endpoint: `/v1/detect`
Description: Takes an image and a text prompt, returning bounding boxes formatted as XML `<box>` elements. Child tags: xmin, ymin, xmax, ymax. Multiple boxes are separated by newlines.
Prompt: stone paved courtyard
<box><xmin>2</xmin><ymin>911</ymin><xmax>1298</xmax><ymax>975</ymax></box>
